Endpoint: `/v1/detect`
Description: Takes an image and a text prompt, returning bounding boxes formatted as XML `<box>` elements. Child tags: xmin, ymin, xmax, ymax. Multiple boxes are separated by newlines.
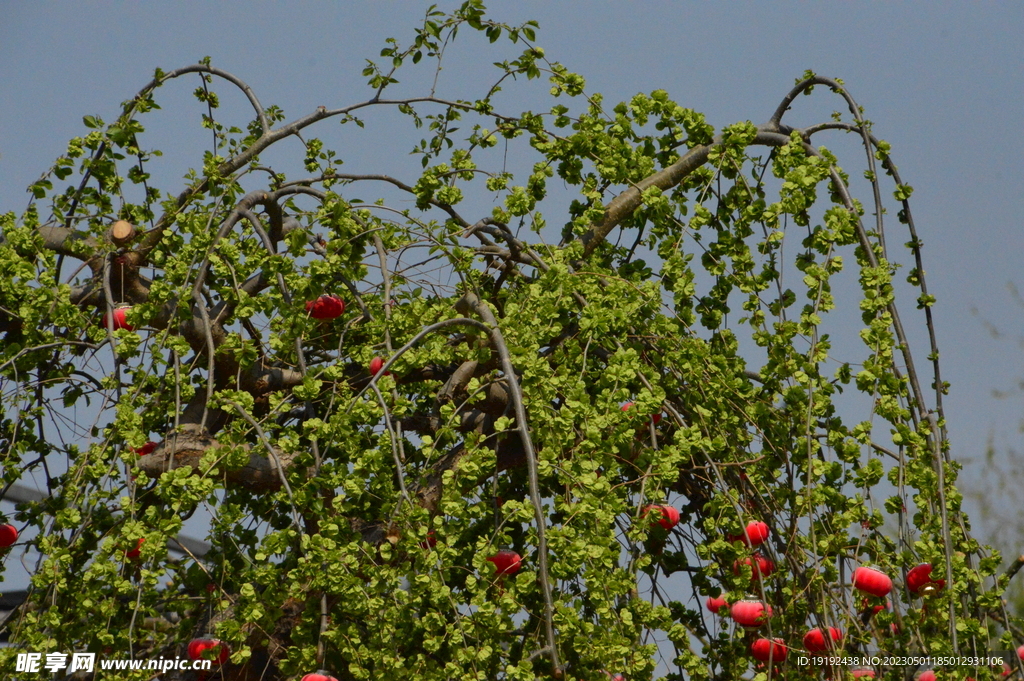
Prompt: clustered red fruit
<box><xmin>803</xmin><ymin>626</ymin><xmax>843</xmax><ymax>653</ymax></box>
<box><xmin>0</xmin><ymin>524</ymin><xmax>17</xmax><ymax>548</ymax></box>
<box><xmin>187</xmin><ymin>638</ymin><xmax>229</xmax><ymax>664</ymax></box>
<box><xmin>750</xmin><ymin>637</ymin><xmax>787</xmax><ymax>663</ymax></box>
<box><xmin>705</xmin><ymin>596</ymin><xmax>727</xmax><ymax>614</ymax></box>
<box><xmin>731</xmin><ymin>599</ymin><xmax>772</xmax><ymax>628</ymax></box>
<box><xmin>732</xmin><ymin>553</ymin><xmax>775</xmax><ymax>581</ymax></box>
<box><xmin>853</xmin><ymin>565</ymin><xmax>893</xmax><ymax>597</ymax></box>
<box><xmin>123</xmin><ymin>333</ymin><xmax>948</xmax><ymax>672</ymax></box>
<box><xmin>487</xmin><ymin>549</ymin><xmax>521</xmax><ymax>576</ymax></box>
<box><xmin>642</xmin><ymin>504</ymin><xmax>679</xmax><ymax>531</ymax></box>
<box><xmin>305</xmin><ymin>294</ymin><xmax>345</xmax><ymax>319</ymax></box>
<box><xmin>906</xmin><ymin>563</ymin><xmax>945</xmax><ymax>596</ymax></box>
<box><xmin>101</xmin><ymin>307</ymin><xmax>135</xmax><ymax>331</ymax></box>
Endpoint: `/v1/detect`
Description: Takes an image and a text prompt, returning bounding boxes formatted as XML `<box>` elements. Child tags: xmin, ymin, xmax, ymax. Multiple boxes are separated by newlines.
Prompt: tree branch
<box><xmin>578</xmin><ymin>130</ymin><xmax>792</xmax><ymax>258</ymax></box>
<box><xmin>454</xmin><ymin>290</ymin><xmax>562</xmax><ymax>676</ymax></box>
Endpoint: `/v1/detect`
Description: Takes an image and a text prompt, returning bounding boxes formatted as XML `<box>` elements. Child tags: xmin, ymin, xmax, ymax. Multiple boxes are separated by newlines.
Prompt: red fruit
<box><xmin>0</xmin><ymin>524</ymin><xmax>17</xmax><ymax>548</ymax></box>
<box><xmin>1018</xmin><ymin>644</ymin><xmax>1024</xmax><ymax>661</ymax></box>
<box><xmin>860</xmin><ymin>597</ymin><xmax>889</xmax><ymax>616</ymax></box>
<box><xmin>101</xmin><ymin>307</ymin><xmax>135</xmax><ymax>331</ymax></box>
<box><xmin>301</xmin><ymin>673</ymin><xmax>340</xmax><ymax>681</ymax></box>
<box><xmin>750</xmin><ymin>637</ymin><xmax>787</xmax><ymax>662</ymax></box>
<box><xmin>705</xmin><ymin>596</ymin><xmax>727</xmax><ymax>614</ymax></box>
<box><xmin>731</xmin><ymin>599</ymin><xmax>772</xmax><ymax>628</ymax></box>
<box><xmin>918</xmin><ymin>671</ymin><xmax>937</xmax><ymax>681</ymax></box>
<box><xmin>187</xmin><ymin>638</ymin><xmax>229</xmax><ymax>664</ymax></box>
<box><xmin>853</xmin><ymin>566</ymin><xmax>893</xmax><ymax>597</ymax></box>
<box><xmin>907</xmin><ymin>563</ymin><xmax>945</xmax><ymax>595</ymax></box>
<box><xmin>305</xmin><ymin>295</ymin><xmax>345</xmax><ymax>320</ymax></box>
<box><xmin>744</xmin><ymin>520</ymin><xmax>770</xmax><ymax>545</ymax></box>
<box><xmin>732</xmin><ymin>553</ymin><xmax>775</xmax><ymax>581</ymax></box>
<box><xmin>487</xmin><ymin>549</ymin><xmax>521</xmax><ymax>577</ymax></box>
<box><xmin>642</xmin><ymin>504</ymin><xmax>680</xmax><ymax>531</ymax></box>
<box><xmin>420</xmin><ymin>530</ymin><xmax>437</xmax><ymax>550</ymax></box>
<box><xmin>803</xmin><ymin>626</ymin><xmax>842</xmax><ymax>653</ymax></box>
<box><xmin>206</xmin><ymin>583</ymin><xmax>217</xmax><ymax>593</ymax></box>
<box><xmin>852</xmin><ymin>669</ymin><xmax>876</xmax><ymax>679</ymax></box>
<box><xmin>125</xmin><ymin>538</ymin><xmax>144</xmax><ymax>560</ymax></box>
<box><xmin>728</xmin><ymin>520</ymin><xmax>770</xmax><ymax>546</ymax></box>
<box><xmin>369</xmin><ymin>356</ymin><xmax>387</xmax><ymax>376</ymax></box>
<box><xmin>130</xmin><ymin>441</ymin><xmax>158</xmax><ymax>456</ymax></box>
<box><xmin>621</xmin><ymin>402</ymin><xmax>662</xmax><ymax>425</ymax></box>
<box><xmin>187</xmin><ymin>638</ymin><xmax>207</xmax><ymax>660</ymax></box>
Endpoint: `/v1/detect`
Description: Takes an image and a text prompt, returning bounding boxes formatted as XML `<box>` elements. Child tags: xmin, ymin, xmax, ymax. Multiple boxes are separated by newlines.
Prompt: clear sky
<box><xmin>2</xmin><ymin>0</ymin><xmax>1023</xmax><ymax>614</ymax></box>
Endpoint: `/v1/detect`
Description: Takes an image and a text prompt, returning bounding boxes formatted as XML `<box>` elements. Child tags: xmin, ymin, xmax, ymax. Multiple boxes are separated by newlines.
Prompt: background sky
<box><xmin>2</xmin><ymin>0</ymin><xmax>1024</xmax><ymax>646</ymax></box>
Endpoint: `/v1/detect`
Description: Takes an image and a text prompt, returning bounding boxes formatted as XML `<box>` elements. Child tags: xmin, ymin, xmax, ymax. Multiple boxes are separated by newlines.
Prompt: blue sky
<box><xmin>2</xmin><ymin>0</ymin><xmax>1023</xmax><ymax>617</ymax></box>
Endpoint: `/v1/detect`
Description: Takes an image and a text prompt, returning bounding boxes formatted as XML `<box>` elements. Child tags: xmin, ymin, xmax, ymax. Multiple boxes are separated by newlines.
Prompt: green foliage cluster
<box><xmin>0</xmin><ymin>3</ymin><xmax>1016</xmax><ymax>680</ymax></box>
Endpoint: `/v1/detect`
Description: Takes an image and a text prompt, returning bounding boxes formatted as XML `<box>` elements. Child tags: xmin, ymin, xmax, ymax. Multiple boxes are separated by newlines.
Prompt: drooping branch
<box><xmin>454</xmin><ymin>290</ymin><xmax>562</xmax><ymax>676</ymax></box>
<box><xmin>578</xmin><ymin>129</ymin><xmax>792</xmax><ymax>258</ymax></box>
